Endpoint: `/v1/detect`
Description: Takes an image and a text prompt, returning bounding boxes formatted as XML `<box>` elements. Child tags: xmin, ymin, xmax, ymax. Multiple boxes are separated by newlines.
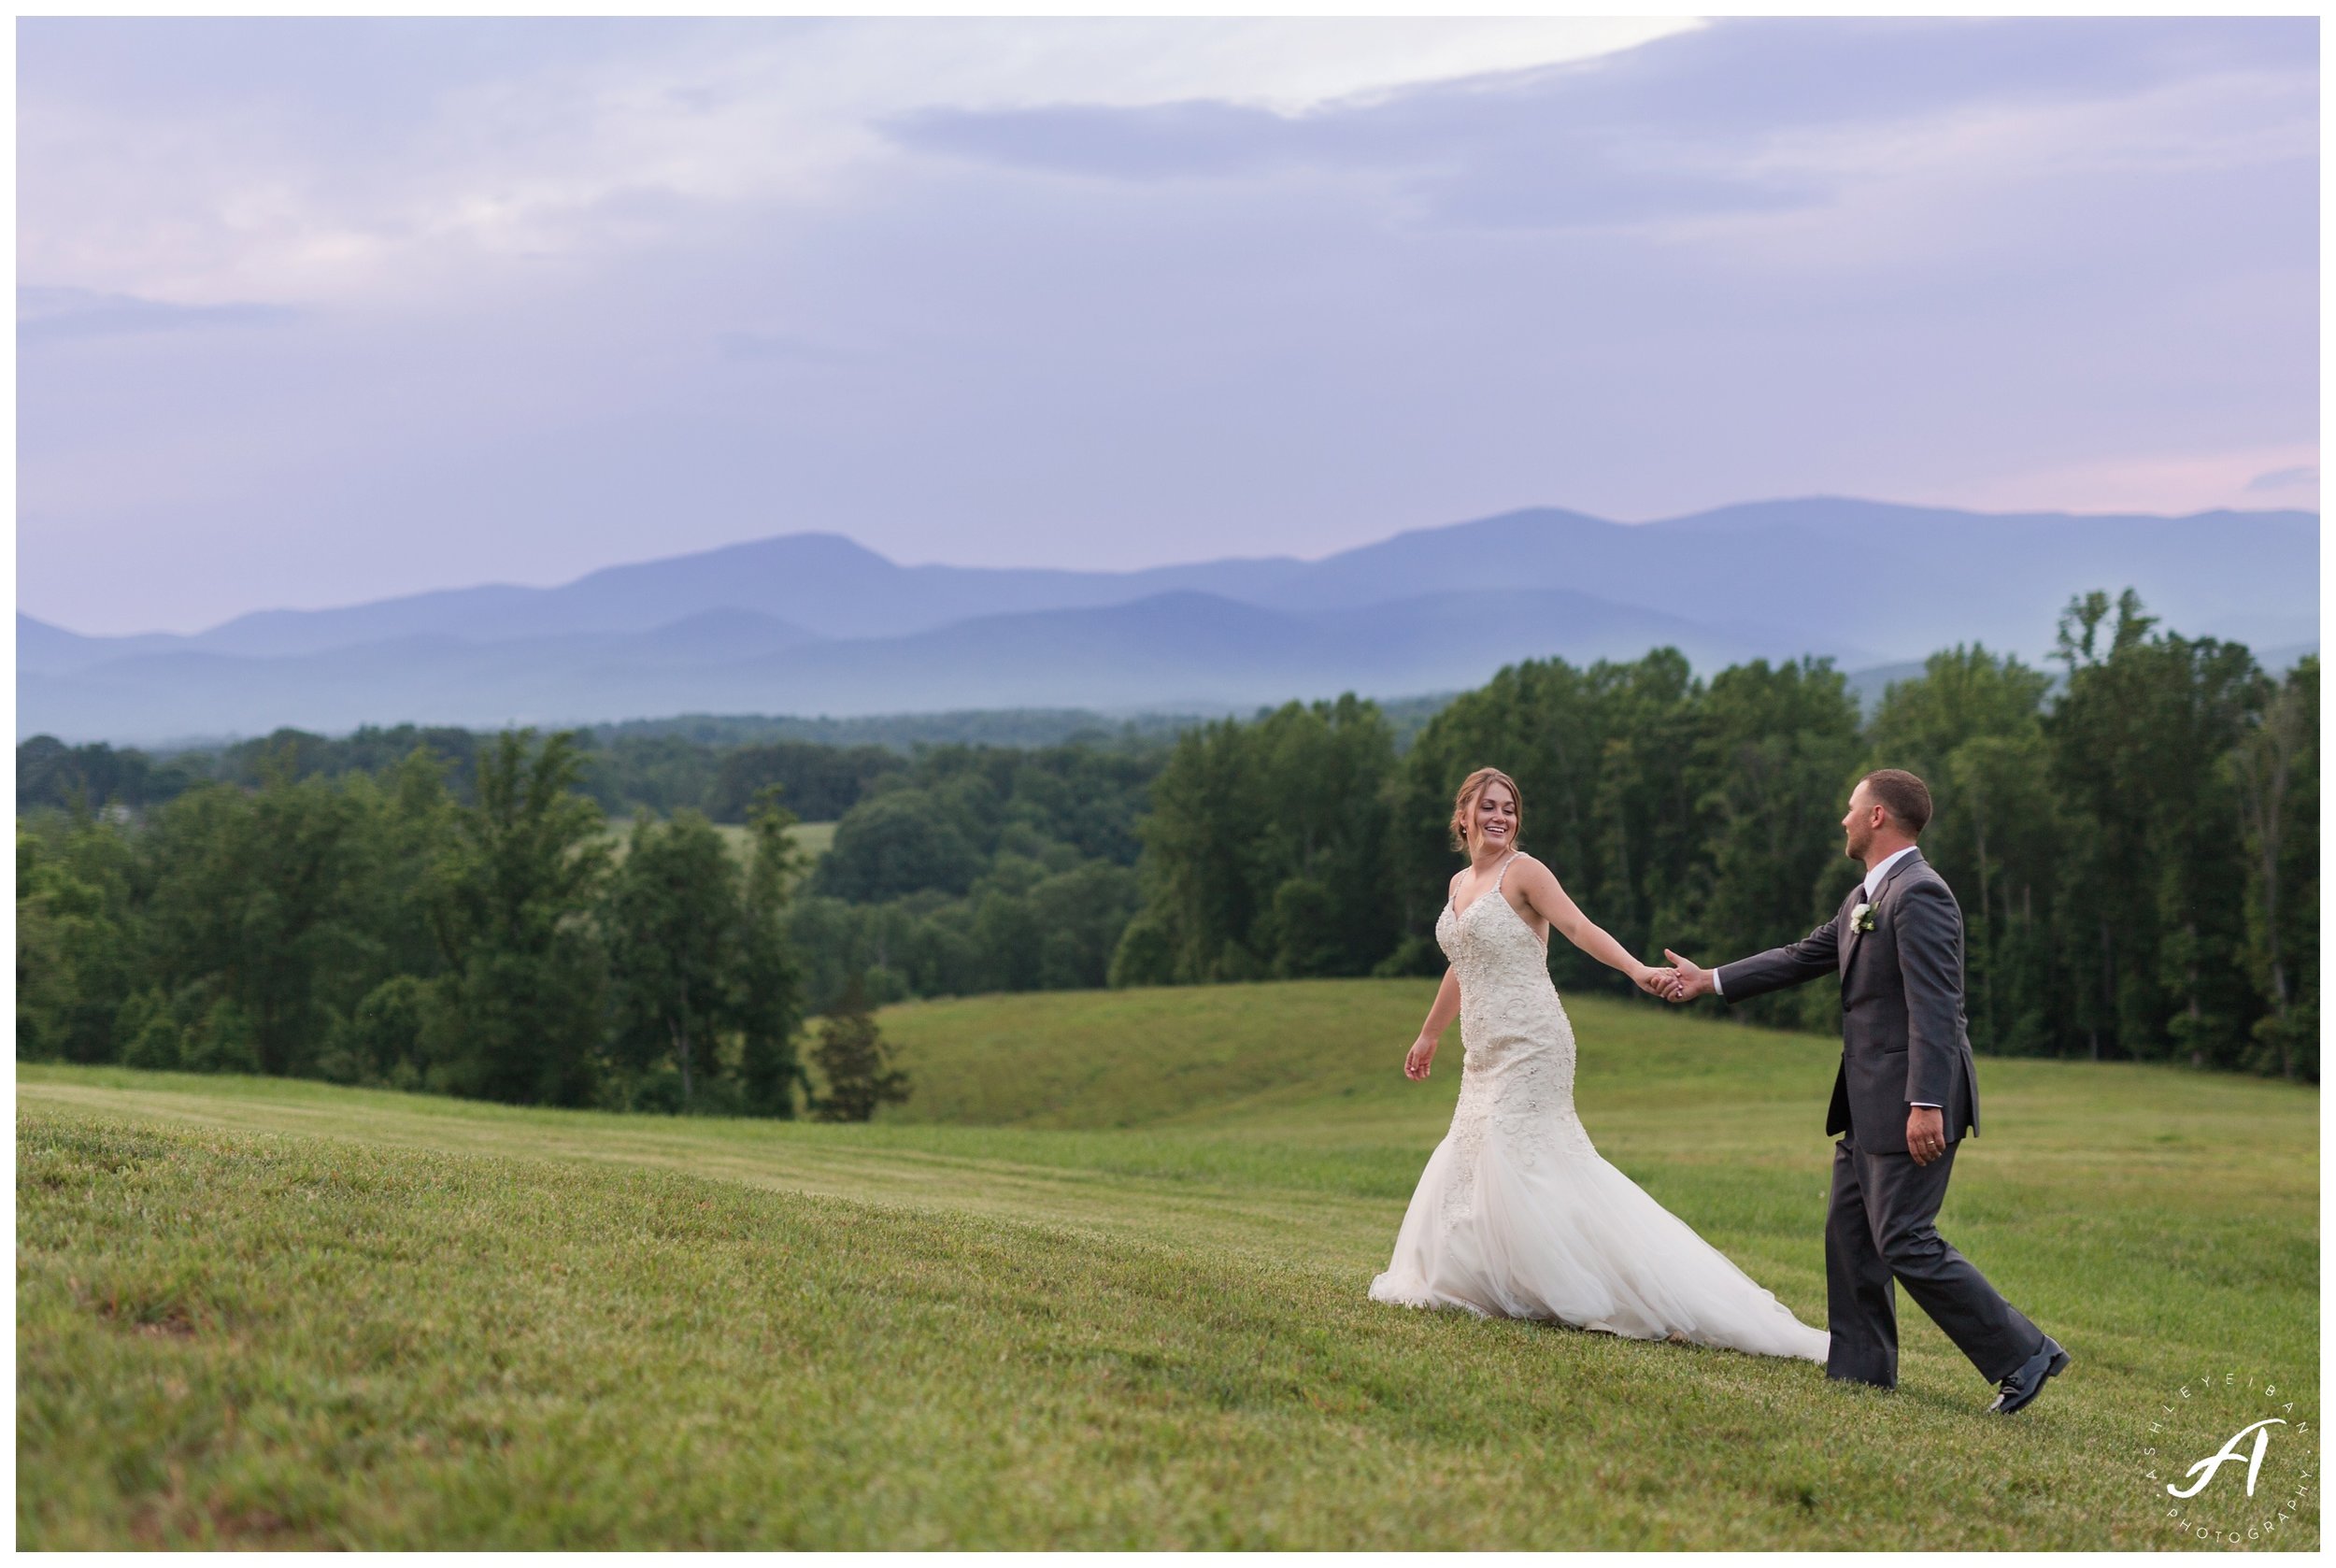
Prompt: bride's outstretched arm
<box><xmin>1403</xmin><ymin>968</ymin><xmax>1460</xmax><ymax>1079</ymax></box>
<box><xmin>1516</xmin><ymin>856</ymin><xmax>1674</xmax><ymax>997</ymax></box>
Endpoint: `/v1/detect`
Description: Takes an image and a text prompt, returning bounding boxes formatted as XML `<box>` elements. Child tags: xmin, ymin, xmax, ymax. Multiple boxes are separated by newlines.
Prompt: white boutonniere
<box><xmin>1850</xmin><ymin>902</ymin><xmax>1877</xmax><ymax>934</ymax></box>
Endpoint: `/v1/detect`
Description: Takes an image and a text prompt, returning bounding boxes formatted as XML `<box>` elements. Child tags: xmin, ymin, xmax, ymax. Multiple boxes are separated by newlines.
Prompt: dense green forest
<box><xmin>15</xmin><ymin>691</ymin><xmax>1462</xmax><ymax>820</ymax></box>
<box><xmin>17</xmin><ymin>590</ymin><xmax>2318</xmax><ymax>1114</ymax></box>
<box><xmin>19</xmin><ymin>732</ymin><xmax>814</xmax><ymax>1114</ymax></box>
<box><xmin>1111</xmin><ymin>591</ymin><xmax>2316</xmax><ymax>1080</ymax></box>
<box><xmin>18</xmin><ymin>726</ymin><xmax>1174</xmax><ymax>1114</ymax></box>
<box><xmin>24</xmin><ymin>721</ymin><xmax>985</xmax><ymax>823</ymax></box>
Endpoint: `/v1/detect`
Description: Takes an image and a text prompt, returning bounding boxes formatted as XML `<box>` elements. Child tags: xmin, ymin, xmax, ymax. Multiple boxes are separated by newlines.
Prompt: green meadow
<box><xmin>16</xmin><ymin>980</ymin><xmax>2318</xmax><ymax>1548</ymax></box>
<box><xmin>601</xmin><ymin>816</ymin><xmax>835</xmax><ymax>873</ymax></box>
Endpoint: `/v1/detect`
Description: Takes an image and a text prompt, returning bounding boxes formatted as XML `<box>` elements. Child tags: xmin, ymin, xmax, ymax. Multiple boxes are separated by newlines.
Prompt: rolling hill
<box><xmin>15</xmin><ymin>979</ymin><xmax>2317</xmax><ymax>1547</ymax></box>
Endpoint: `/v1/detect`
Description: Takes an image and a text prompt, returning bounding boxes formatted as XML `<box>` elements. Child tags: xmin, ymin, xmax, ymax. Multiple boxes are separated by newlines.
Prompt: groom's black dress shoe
<box><xmin>1987</xmin><ymin>1335</ymin><xmax>2069</xmax><ymax>1415</ymax></box>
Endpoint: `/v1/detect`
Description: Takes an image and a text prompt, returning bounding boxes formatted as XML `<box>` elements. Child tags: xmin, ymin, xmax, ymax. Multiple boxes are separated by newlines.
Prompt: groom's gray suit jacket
<box><xmin>1714</xmin><ymin>848</ymin><xmax>1979</xmax><ymax>1155</ymax></box>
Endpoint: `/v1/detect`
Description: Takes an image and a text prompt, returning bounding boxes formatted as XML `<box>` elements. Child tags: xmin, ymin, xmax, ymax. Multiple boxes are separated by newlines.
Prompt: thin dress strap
<box><xmin>1455</xmin><ymin>850</ymin><xmax>1521</xmax><ymax>917</ymax></box>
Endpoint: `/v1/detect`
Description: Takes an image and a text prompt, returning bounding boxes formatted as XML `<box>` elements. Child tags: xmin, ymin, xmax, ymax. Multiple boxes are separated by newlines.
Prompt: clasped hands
<box><xmin>1634</xmin><ymin>948</ymin><xmax>1716</xmax><ymax>1004</ymax></box>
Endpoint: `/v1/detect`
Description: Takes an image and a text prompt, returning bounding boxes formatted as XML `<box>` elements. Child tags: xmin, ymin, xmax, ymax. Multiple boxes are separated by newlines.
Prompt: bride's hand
<box><xmin>1403</xmin><ymin>1034</ymin><xmax>1437</xmax><ymax>1080</ymax></box>
<box><xmin>1632</xmin><ymin>964</ymin><xmax>1676</xmax><ymax>999</ymax></box>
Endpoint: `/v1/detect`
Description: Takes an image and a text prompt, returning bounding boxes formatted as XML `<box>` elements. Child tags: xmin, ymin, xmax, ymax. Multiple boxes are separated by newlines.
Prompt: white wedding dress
<box><xmin>1369</xmin><ymin>852</ymin><xmax>1829</xmax><ymax>1361</ymax></box>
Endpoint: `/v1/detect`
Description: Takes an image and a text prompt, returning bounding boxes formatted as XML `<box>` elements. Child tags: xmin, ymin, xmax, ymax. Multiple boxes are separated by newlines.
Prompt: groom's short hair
<box><xmin>1861</xmin><ymin>768</ymin><xmax>1933</xmax><ymax>835</ymax></box>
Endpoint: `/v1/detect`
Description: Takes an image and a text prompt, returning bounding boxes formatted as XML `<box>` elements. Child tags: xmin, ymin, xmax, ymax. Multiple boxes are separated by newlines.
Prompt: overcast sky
<box><xmin>19</xmin><ymin>16</ymin><xmax>2318</xmax><ymax>635</ymax></box>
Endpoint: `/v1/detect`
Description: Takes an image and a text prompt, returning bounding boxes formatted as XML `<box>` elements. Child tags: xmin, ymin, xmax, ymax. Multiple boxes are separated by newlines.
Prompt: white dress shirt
<box><xmin>1706</xmin><ymin>845</ymin><xmax>1940</xmax><ymax>1110</ymax></box>
<box><xmin>1859</xmin><ymin>845</ymin><xmax>1919</xmax><ymax>896</ymax></box>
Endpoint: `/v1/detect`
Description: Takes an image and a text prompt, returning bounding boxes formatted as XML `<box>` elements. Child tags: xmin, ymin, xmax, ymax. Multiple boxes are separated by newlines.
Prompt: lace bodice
<box><xmin>1432</xmin><ymin>853</ymin><xmax>1596</xmax><ymax>1224</ymax></box>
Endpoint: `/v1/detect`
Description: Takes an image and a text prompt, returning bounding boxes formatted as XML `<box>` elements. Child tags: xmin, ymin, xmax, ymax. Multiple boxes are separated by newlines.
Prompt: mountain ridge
<box><xmin>31</xmin><ymin>495</ymin><xmax>2314</xmax><ymax>652</ymax></box>
<box><xmin>19</xmin><ymin>496</ymin><xmax>2317</xmax><ymax>746</ymax></box>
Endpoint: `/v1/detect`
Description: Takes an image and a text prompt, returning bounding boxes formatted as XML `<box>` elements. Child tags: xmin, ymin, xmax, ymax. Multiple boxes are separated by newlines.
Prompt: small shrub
<box><xmin>114</xmin><ymin>990</ymin><xmax>185</xmax><ymax>1072</ymax></box>
<box><xmin>807</xmin><ymin>972</ymin><xmax>910</xmax><ymax>1122</ymax></box>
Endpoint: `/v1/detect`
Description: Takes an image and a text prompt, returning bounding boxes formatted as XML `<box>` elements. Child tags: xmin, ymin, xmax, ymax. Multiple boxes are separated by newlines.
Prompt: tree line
<box><xmin>19</xmin><ymin>725</ymin><xmax>917</xmax><ymax>826</ymax></box>
<box><xmin>19</xmin><ymin>732</ymin><xmax>856</xmax><ymax>1114</ymax></box>
<box><xmin>18</xmin><ymin>693</ymin><xmax>1466</xmax><ymax>824</ymax></box>
<box><xmin>18</xmin><ymin>588</ymin><xmax>2317</xmax><ymax>1105</ymax></box>
<box><xmin>17</xmin><ymin>731</ymin><xmax>1163</xmax><ymax>1111</ymax></box>
<box><xmin>1113</xmin><ymin>592</ymin><xmax>2316</xmax><ymax>1080</ymax></box>
<box><xmin>784</xmin><ymin>741</ymin><xmax>1158</xmax><ymax>1008</ymax></box>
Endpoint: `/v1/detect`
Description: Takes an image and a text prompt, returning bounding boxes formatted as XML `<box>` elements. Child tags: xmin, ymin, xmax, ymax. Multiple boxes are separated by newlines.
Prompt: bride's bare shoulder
<box><xmin>1510</xmin><ymin>852</ymin><xmax>1562</xmax><ymax>888</ymax></box>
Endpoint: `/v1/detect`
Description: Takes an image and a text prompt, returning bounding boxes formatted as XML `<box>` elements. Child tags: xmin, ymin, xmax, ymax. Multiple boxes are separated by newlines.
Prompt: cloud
<box><xmin>13</xmin><ymin>17</ymin><xmax>2319</xmax><ymax>635</ymax></box>
<box><xmin>879</xmin><ymin>76</ymin><xmax>1821</xmax><ymax>229</ymax></box>
<box><xmin>18</xmin><ymin>285</ymin><xmax>296</xmax><ymax>347</ymax></box>
<box><xmin>2246</xmin><ymin>464</ymin><xmax>2318</xmax><ymax>492</ymax></box>
<box><xmin>15</xmin><ymin>18</ymin><xmax>1694</xmax><ymax>307</ymax></box>
<box><xmin>888</xmin><ymin>100</ymin><xmax>1293</xmax><ymax>183</ymax></box>
<box><xmin>880</xmin><ymin>17</ymin><xmax>2315</xmax><ymax>231</ymax></box>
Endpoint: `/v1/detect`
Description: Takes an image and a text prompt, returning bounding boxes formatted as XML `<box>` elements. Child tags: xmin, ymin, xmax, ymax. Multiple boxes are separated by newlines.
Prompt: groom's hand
<box><xmin>1906</xmin><ymin>1105</ymin><xmax>1947</xmax><ymax>1164</ymax></box>
<box><xmin>1662</xmin><ymin>949</ymin><xmax>1715</xmax><ymax>1002</ymax></box>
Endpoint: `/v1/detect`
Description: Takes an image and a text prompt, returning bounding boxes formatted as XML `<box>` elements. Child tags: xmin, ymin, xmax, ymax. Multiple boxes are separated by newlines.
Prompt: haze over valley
<box><xmin>21</xmin><ymin>496</ymin><xmax>2316</xmax><ymax>747</ymax></box>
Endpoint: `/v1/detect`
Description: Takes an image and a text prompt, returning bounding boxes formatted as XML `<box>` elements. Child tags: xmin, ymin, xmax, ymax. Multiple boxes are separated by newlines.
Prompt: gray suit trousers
<box><xmin>1826</xmin><ymin>1134</ymin><xmax>2043</xmax><ymax>1388</ymax></box>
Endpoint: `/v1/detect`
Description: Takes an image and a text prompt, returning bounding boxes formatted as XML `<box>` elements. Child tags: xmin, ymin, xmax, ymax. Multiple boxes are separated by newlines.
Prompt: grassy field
<box><xmin>601</xmin><ymin>816</ymin><xmax>834</xmax><ymax>877</ymax></box>
<box><xmin>17</xmin><ymin>980</ymin><xmax>2319</xmax><ymax>1548</ymax></box>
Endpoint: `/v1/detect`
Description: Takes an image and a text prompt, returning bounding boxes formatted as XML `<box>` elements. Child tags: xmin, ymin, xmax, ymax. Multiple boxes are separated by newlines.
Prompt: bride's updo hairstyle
<box><xmin>1449</xmin><ymin>767</ymin><xmax>1524</xmax><ymax>853</ymax></box>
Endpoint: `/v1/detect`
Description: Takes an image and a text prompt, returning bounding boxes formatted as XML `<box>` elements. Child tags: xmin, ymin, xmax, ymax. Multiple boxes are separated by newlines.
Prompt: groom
<box><xmin>1661</xmin><ymin>768</ymin><xmax>2067</xmax><ymax>1413</ymax></box>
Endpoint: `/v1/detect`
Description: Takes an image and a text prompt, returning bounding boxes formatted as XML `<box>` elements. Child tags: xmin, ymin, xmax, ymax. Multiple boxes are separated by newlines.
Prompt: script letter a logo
<box><xmin>2165</xmin><ymin>1418</ymin><xmax>2286</xmax><ymax>1499</ymax></box>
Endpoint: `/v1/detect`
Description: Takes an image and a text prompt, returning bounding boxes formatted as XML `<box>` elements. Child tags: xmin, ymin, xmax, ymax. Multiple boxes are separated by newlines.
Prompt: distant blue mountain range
<box><xmin>19</xmin><ymin>497</ymin><xmax>2319</xmax><ymax>747</ymax></box>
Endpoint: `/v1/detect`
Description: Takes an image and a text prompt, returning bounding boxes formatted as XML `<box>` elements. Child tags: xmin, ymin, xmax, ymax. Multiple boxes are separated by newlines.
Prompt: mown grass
<box><xmin>16</xmin><ymin>980</ymin><xmax>2319</xmax><ymax>1548</ymax></box>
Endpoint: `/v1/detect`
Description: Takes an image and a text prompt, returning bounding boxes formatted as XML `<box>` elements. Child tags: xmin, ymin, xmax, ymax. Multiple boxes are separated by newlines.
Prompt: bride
<box><xmin>1369</xmin><ymin>766</ymin><xmax>1829</xmax><ymax>1361</ymax></box>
